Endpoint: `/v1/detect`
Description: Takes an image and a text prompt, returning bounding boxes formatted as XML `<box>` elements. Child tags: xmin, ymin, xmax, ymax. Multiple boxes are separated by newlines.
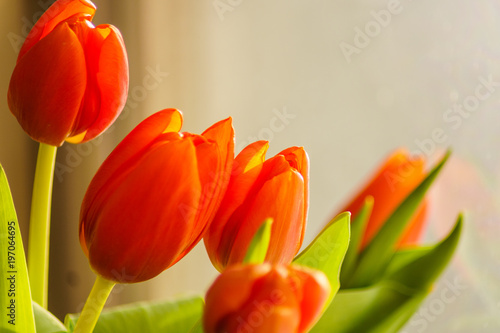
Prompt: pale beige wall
<box><xmin>1</xmin><ymin>0</ymin><xmax>500</xmax><ymax>330</ymax></box>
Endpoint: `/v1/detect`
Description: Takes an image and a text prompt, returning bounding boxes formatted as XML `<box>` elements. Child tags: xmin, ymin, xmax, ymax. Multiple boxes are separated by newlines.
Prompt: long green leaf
<box><xmin>294</xmin><ymin>212</ymin><xmax>350</xmax><ymax>306</ymax></box>
<box><xmin>65</xmin><ymin>295</ymin><xmax>203</xmax><ymax>333</ymax></box>
<box><xmin>340</xmin><ymin>196</ymin><xmax>373</xmax><ymax>287</ymax></box>
<box><xmin>312</xmin><ymin>215</ymin><xmax>462</xmax><ymax>333</ymax></box>
<box><xmin>350</xmin><ymin>151</ymin><xmax>450</xmax><ymax>287</ymax></box>
<box><xmin>0</xmin><ymin>165</ymin><xmax>36</xmax><ymax>333</ymax></box>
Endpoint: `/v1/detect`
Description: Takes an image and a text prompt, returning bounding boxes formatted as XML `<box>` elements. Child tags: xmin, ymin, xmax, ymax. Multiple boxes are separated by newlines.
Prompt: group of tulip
<box><xmin>78</xmin><ymin>107</ymin><xmax>329</xmax><ymax>332</ymax></box>
<box><xmin>7</xmin><ymin>0</ymin><xmax>437</xmax><ymax>332</ymax></box>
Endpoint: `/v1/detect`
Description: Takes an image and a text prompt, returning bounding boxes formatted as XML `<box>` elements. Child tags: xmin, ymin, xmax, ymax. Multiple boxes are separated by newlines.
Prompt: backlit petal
<box><xmin>75</xmin><ymin>24</ymin><xmax>129</xmax><ymax>142</ymax></box>
<box><xmin>19</xmin><ymin>0</ymin><xmax>96</xmax><ymax>60</ymax></box>
<box><xmin>84</xmin><ymin>139</ymin><xmax>200</xmax><ymax>282</ymax></box>
<box><xmin>8</xmin><ymin>23</ymin><xmax>86</xmax><ymax>146</ymax></box>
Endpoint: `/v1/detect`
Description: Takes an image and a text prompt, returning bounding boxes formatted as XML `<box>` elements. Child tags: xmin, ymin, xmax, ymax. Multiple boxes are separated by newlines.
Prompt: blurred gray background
<box><xmin>1</xmin><ymin>0</ymin><xmax>499</xmax><ymax>331</ymax></box>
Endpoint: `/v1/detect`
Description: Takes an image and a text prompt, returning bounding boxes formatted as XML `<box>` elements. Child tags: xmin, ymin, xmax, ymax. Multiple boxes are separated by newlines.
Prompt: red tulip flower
<box><xmin>341</xmin><ymin>149</ymin><xmax>427</xmax><ymax>249</ymax></box>
<box><xmin>79</xmin><ymin>109</ymin><xmax>234</xmax><ymax>283</ymax></box>
<box><xmin>8</xmin><ymin>0</ymin><xmax>128</xmax><ymax>146</ymax></box>
<box><xmin>203</xmin><ymin>263</ymin><xmax>330</xmax><ymax>333</ymax></box>
<box><xmin>204</xmin><ymin>141</ymin><xmax>309</xmax><ymax>271</ymax></box>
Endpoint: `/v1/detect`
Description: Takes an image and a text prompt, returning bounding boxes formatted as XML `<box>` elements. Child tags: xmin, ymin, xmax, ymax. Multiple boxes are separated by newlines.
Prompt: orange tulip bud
<box><xmin>203</xmin><ymin>263</ymin><xmax>330</xmax><ymax>333</ymax></box>
<box><xmin>341</xmin><ymin>148</ymin><xmax>428</xmax><ymax>249</ymax></box>
<box><xmin>204</xmin><ymin>141</ymin><xmax>309</xmax><ymax>271</ymax></box>
<box><xmin>8</xmin><ymin>0</ymin><xmax>129</xmax><ymax>146</ymax></box>
<box><xmin>79</xmin><ymin>109</ymin><xmax>234</xmax><ymax>283</ymax></box>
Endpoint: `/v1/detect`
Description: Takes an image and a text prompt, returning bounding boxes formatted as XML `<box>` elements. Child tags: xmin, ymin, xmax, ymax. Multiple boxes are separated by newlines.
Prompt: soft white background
<box><xmin>1</xmin><ymin>0</ymin><xmax>499</xmax><ymax>331</ymax></box>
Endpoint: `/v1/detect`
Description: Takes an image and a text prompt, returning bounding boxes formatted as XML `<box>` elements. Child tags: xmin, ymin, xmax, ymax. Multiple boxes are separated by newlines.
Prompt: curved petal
<box><xmin>80</xmin><ymin>109</ymin><xmax>183</xmax><ymax>239</ymax></box>
<box><xmin>290</xmin><ymin>267</ymin><xmax>330</xmax><ymax>332</ymax></box>
<box><xmin>204</xmin><ymin>141</ymin><xmax>268</xmax><ymax>270</ymax></box>
<box><xmin>84</xmin><ymin>139</ymin><xmax>201</xmax><ymax>282</ymax></box>
<box><xmin>204</xmin><ymin>264</ymin><xmax>272</xmax><ymax>333</ymax></box>
<box><xmin>222</xmin><ymin>266</ymin><xmax>300</xmax><ymax>333</ymax></box>
<box><xmin>173</xmin><ymin>136</ymin><xmax>220</xmax><ymax>263</ymax></box>
<box><xmin>72</xmin><ymin>24</ymin><xmax>129</xmax><ymax>143</ymax></box>
<box><xmin>66</xmin><ymin>20</ymin><xmax>103</xmax><ymax>139</ymax></box>
<box><xmin>278</xmin><ymin>146</ymin><xmax>309</xmax><ymax>246</ymax></box>
<box><xmin>8</xmin><ymin>22</ymin><xmax>86</xmax><ymax>146</ymax></box>
<box><xmin>200</xmin><ymin>117</ymin><xmax>235</xmax><ymax>220</ymax></box>
<box><xmin>19</xmin><ymin>0</ymin><xmax>96</xmax><ymax>60</ymax></box>
<box><xmin>340</xmin><ymin>148</ymin><xmax>426</xmax><ymax>248</ymax></box>
<box><xmin>224</xmin><ymin>157</ymin><xmax>305</xmax><ymax>267</ymax></box>
<box><xmin>202</xmin><ymin>117</ymin><xmax>235</xmax><ymax>182</ymax></box>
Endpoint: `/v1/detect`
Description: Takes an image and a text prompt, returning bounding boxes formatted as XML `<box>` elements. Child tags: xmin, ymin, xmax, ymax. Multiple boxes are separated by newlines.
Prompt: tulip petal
<box><xmin>217</xmin><ymin>140</ymin><xmax>268</xmax><ymax>221</ymax></box>
<box><xmin>204</xmin><ymin>264</ymin><xmax>271</xmax><ymax>332</ymax></box>
<box><xmin>8</xmin><ymin>22</ymin><xmax>86</xmax><ymax>146</ymax></box>
<box><xmin>71</xmin><ymin>24</ymin><xmax>129</xmax><ymax>143</ymax></box>
<box><xmin>19</xmin><ymin>0</ymin><xmax>96</xmax><ymax>60</ymax></box>
<box><xmin>342</xmin><ymin>148</ymin><xmax>426</xmax><ymax>248</ymax></box>
<box><xmin>234</xmin><ymin>140</ymin><xmax>269</xmax><ymax>175</ymax></box>
<box><xmin>173</xmin><ymin>136</ymin><xmax>220</xmax><ymax>262</ymax></box>
<box><xmin>204</xmin><ymin>141</ymin><xmax>268</xmax><ymax>270</ymax></box>
<box><xmin>278</xmin><ymin>146</ymin><xmax>309</xmax><ymax>246</ymax></box>
<box><xmin>226</xmin><ymin>157</ymin><xmax>305</xmax><ymax>266</ymax></box>
<box><xmin>200</xmin><ymin>117</ymin><xmax>235</xmax><ymax>217</ymax></box>
<box><xmin>83</xmin><ymin>139</ymin><xmax>201</xmax><ymax>282</ymax></box>
<box><xmin>81</xmin><ymin>110</ymin><xmax>183</xmax><ymax>218</ymax></box>
<box><xmin>291</xmin><ymin>268</ymin><xmax>331</xmax><ymax>332</ymax></box>
<box><xmin>211</xmin><ymin>265</ymin><xmax>301</xmax><ymax>333</ymax></box>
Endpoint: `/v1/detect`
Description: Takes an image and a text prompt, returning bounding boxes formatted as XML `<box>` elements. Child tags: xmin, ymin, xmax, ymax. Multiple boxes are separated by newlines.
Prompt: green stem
<box><xmin>28</xmin><ymin>143</ymin><xmax>57</xmax><ymax>309</ymax></box>
<box><xmin>74</xmin><ymin>276</ymin><xmax>115</xmax><ymax>333</ymax></box>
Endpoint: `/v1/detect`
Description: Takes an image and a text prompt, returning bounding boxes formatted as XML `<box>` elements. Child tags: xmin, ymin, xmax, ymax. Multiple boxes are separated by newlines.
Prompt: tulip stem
<box><xmin>73</xmin><ymin>276</ymin><xmax>116</xmax><ymax>333</ymax></box>
<box><xmin>27</xmin><ymin>142</ymin><xmax>57</xmax><ymax>309</ymax></box>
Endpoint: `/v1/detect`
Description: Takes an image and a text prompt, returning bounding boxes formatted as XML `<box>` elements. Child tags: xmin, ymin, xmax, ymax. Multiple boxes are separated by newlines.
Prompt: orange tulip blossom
<box><xmin>8</xmin><ymin>0</ymin><xmax>128</xmax><ymax>146</ymax></box>
<box><xmin>79</xmin><ymin>109</ymin><xmax>234</xmax><ymax>283</ymax></box>
<box><xmin>203</xmin><ymin>263</ymin><xmax>330</xmax><ymax>333</ymax></box>
<box><xmin>204</xmin><ymin>141</ymin><xmax>309</xmax><ymax>271</ymax></box>
<box><xmin>341</xmin><ymin>148</ymin><xmax>428</xmax><ymax>250</ymax></box>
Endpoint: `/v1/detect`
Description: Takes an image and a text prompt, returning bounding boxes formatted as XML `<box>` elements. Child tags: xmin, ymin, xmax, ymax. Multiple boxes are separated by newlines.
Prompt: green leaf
<box><xmin>33</xmin><ymin>302</ymin><xmax>67</xmax><ymax>333</ymax></box>
<box><xmin>340</xmin><ymin>196</ymin><xmax>373</xmax><ymax>287</ymax></box>
<box><xmin>0</xmin><ymin>165</ymin><xmax>36</xmax><ymax>333</ymax></box>
<box><xmin>350</xmin><ymin>151</ymin><xmax>451</xmax><ymax>287</ymax></box>
<box><xmin>294</xmin><ymin>212</ymin><xmax>350</xmax><ymax>306</ymax></box>
<box><xmin>311</xmin><ymin>215</ymin><xmax>462</xmax><ymax>333</ymax></box>
<box><xmin>385</xmin><ymin>215</ymin><xmax>462</xmax><ymax>291</ymax></box>
<box><xmin>65</xmin><ymin>295</ymin><xmax>203</xmax><ymax>333</ymax></box>
<box><xmin>243</xmin><ymin>218</ymin><xmax>272</xmax><ymax>265</ymax></box>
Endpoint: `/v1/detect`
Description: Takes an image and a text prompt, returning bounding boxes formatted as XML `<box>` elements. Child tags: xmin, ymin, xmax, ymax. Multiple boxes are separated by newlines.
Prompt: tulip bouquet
<box><xmin>0</xmin><ymin>1</ymin><xmax>462</xmax><ymax>333</ymax></box>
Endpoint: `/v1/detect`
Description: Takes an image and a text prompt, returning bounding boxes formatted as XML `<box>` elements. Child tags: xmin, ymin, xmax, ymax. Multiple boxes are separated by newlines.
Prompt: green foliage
<box><xmin>311</xmin><ymin>216</ymin><xmax>462</xmax><ymax>332</ymax></box>
<box><xmin>65</xmin><ymin>295</ymin><xmax>204</xmax><ymax>333</ymax></box>
<box><xmin>340</xmin><ymin>196</ymin><xmax>373</xmax><ymax>286</ymax></box>
<box><xmin>350</xmin><ymin>151</ymin><xmax>451</xmax><ymax>287</ymax></box>
<box><xmin>294</xmin><ymin>212</ymin><xmax>351</xmax><ymax>306</ymax></box>
<box><xmin>0</xmin><ymin>165</ymin><xmax>36</xmax><ymax>333</ymax></box>
<box><xmin>33</xmin><ymin>302</ymin><xmax>67</xmax><ymax>333</ymax></box>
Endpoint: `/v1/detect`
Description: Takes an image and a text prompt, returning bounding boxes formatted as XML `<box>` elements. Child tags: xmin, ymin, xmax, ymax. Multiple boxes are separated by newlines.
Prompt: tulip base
<box><xmin>73</xmin><ymin>275</ymin><xmax>116</xmax><ymax>333</ymax></box>
<box><xmin>27</xmin><ymin>142</ymin><xmax>57</xmax><ymax>309</ymax></box>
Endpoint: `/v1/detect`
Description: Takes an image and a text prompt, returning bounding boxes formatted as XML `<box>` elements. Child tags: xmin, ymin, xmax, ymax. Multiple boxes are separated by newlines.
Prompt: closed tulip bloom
<box><xmin>204</xmin><ymin>263</ymin><xmax>330</xmax><ymax>333</ymax></box>
<box><xmin>79</xmin><ymin>109</ymin><xmax>234</xmax><ymax>283</ymax></box>
<box><xmin>8</xmin><ymin>0</ymin><xmax>128</xmax><ymax>146</ymax></box>
<box><xmin>204</xmin><ymin>141</ymin><xmax>309</xmax><ymax>271</ymax></box>
<box><xmin>341</xmin><ymin>149</ymin><xmax>427</xmax><ymax>249</ymax></box>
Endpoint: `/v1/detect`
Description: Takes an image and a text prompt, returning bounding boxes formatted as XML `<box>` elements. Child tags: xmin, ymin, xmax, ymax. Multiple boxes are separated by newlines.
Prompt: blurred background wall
<box><xmin>1</xmin><ymin>0</ymin><xmax>499</xmax><ymax>331</ymax></box>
